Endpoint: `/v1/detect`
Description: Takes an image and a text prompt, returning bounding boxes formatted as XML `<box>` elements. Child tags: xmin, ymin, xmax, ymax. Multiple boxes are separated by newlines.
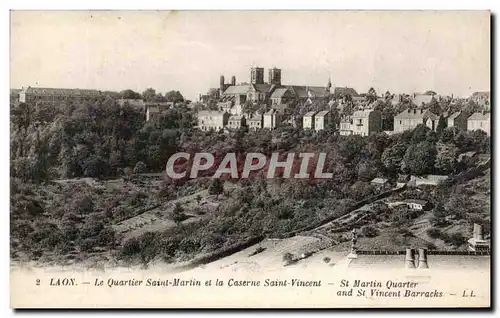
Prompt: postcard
<box><xmin>10</xmin><ymin>10</ymin><xmax>491</xmax><ymax>308</ymax></box>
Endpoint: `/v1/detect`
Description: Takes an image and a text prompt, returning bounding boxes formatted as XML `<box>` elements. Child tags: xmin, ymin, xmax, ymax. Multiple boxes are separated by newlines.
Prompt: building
<box><xmin>270</xmin><ymin>88</ymin><xmax>295</xmax><ymax>105</ymax></box>
<box><xmin>263</xmin><ymin>109</ymin><xmax>280</xmax><ymax>129</ymax></box>
<box><xmin>219</xmin><ymin>67</ymin><xmax>331</xmax><ymax>107</ymax></box>
<box><xmin>303</xmin><ymin>111</ymin><xmax>317</xmax><ymax>130</ymax></box>
<box><xmin>446</xmin><ymin>111</ymin><xmax>468</xmax><ymax>131</ymax></box>
<box><xmin>393</xmin><ymin>109</ymin><xmax>431</xmax><ymax>133</ymax></box>
<box><xmin>404</xmin><ymin>199</ymin><xmax>431</xmax><ymax>211</ymax></box>
<box><xmin>268</xmin><ymin>67</ymin><xmax>282</xmax><ymax>85</ymax></box>
<box><xmin>468</xmin><ymin>224</ymin><xmax>489</xmax><ymax>252</ymax></box>
<box><xmin>314</xmin><ymin>110</ymin><xmax>331</xmax><ymax>131</ymax></box>
<box><xmin>250</xmin><ymin>67</ymin><xmax>265</xmax><ymax>85</ymax></box>
<box><xmin>331</xmin><ymin>86</ymin><xmax>359</xmax><ymax>98</ymax></box>
<box><xmin>218</xmin><ymin>101</ymin><xmax>234</xmax><ymax>113</ymax></box>
<box><xmin>339</xmin><ymin>116</ymin><xmax>353</xmax><ymax>136</ymax></box>
<box><xmin>145</xmin><ymin>102</ymin><xmax>173</xmax><ymax>121</ymax></box>
<box><xmin>389</xmin><ymin>93</ymin><xmax>404</xmax><ymax>106</ymax></box>
<box><xmin>197</xmin><ymin>110</ymin><xmax>230</xmax><ymax>131</ymax></box>
<box><xmin>219</xmin><ymin>75</ymin><xmax>237</xmax><ymax>95</ymax></box>
<box><xmin>370</xmin><ymin>177</ymin><xmax>390</xmax><ymax>190</ymax></box>
<box><xmin>424</xmin><ymin>111</ymin><xmax>440</xmax><ymax>131</ymax></box>
<box><xmin>351</xmin><ymin>109</ymin><xmax>382</xmax><ymax>137</ymax></box>
<box><xmin>227</xmin><ymin>115</ymin><xmax>246</xmax><ymax>129</ymax></box>
<box><xmin>467</xmin><ymin>112</ymin><xmax>490</xmax><ymax>136</ymax></box>
<box><xmin>19</xmin><ymin>86</ymin><xmax>102</xmax><ymax>105</ymax></box>
<box><xmin>247</xmin><ymin>115</ymin><xmax>263</xmax><ymax>131</ymax></box>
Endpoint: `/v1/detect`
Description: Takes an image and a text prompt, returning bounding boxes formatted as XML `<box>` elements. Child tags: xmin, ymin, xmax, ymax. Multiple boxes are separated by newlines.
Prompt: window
<box><xmin>400</xmin><ymin>120</ymin><xmax>402</xmax><ymax>124</ymax></box>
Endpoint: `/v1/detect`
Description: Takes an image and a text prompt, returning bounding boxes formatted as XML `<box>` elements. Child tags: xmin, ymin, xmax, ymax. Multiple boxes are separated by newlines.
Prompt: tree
<box><xmin>142</xmin><ymin>88</ymin><xmax>157</xmax><ymax>102</ymax></box>
<box><xmin>208</xmin><ymin>178</ymin><xmax>224</xmax><ymax>198</ymax></box>
<box><xmin>282</xmin><ymin>252</ymin><xmax>295</xmax><ymax>265</ymax></box>
<box><xmin>381</xmin><ymin>142</ymin><xmax>406</xmax><ymax>173</ymax></box>
<box><xmin>120</xmin><ymin>89</ymin><xmax>142</xmax><ymax>100</ymax></box>
<box><xmin>133</xmin><ymin>161</ymin><xmax>147</xmax><ymax>174</ymax></box>
<box><xmin>171</xmin><ymin>203</ymin><xmax>187</xmax><ymax>226</ymax></box>
<box><xmin>436</xmin><ymin>115</ymin><xmax>447</xmax><ymax>134</ymax></box>
<box><xmin>410</xmin><ymin>124</ymin><xmax>431</xmax><ymax>144</ymax></box>
<box><xmin>428</xmin><ymin>98</ymin><xmax>441</xmax><ymax>115</ymax></box>
<box><xmin>366</xmin><ymin>87</ymin><xmax>377</xmax><ymax>104</ymax></box>
<box><xmin>434</xmin><ymin>143</ymin><xmax>458</xmax><ymax>174</ymax></box>
<box><xmin>402</xmin><ymin>142</ymin><xmax>437</xmax><ymax>175</ymax></box>
<box><xmin>165</xmin><ymin>90</ymin><xmax>184</xmax><ymax>103</ymax></box>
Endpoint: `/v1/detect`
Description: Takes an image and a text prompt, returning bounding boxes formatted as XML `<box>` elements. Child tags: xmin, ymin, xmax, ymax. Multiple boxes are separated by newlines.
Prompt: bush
<box><xmin>282</xmin><ymin>252</ymin><xmax>295</xmax><ymax>265</ymax></box>
<box><xmin>426</xmin><ymin>228</ymin><xmax>441</xmax><ymax>239</ymax></box>
<box><xmin>446</xmin><ymin>233</ymin><xmax>466</xmax><ymax>247</ymax></box>
<box><xmin>361</xmin><ymin>225</ymin><xmax>379</xmax><ymax>238</ymax></box>
<box><xmin>208</xmin><ymin>179</ymin><xmax>224</xmax><ymax>197</ymax></box>
<box><xmin>133</xmin><ymin>161</ymin><xmax>147</xmax><ymax>174</ymax></box>
<box><xmin>323</xmin><ymin>257</ymin><xmax>331</xmax><ymax>264</ymax></box>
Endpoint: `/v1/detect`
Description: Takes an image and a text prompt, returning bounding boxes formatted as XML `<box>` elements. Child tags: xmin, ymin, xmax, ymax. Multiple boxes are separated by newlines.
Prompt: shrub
<box><xmin>282</xmin><ymin>252</ymin><xmax>295</xmax><ymax>265</ymax></box>
<box><xmin>323</xmin><ymin>257</ymin><xmax>331</xmax><ymax>264</ymax></box>
<box><xmin>133</xmin><ymin>161</ymin><xmax>147</xmax><ymax>174</ymax></box>
<box><xmin>208</xmin><ymin>179</ymin><xmax>224</xmax><ymax>197</ymax></box>
<box><xmin>446</xmin><ymin>233</ymin><xmax>466</xmax><ymax>247</ymax></box>
<box><xmin>361</xmin><ymin>225</ymin><xmax>379</xmax><ymax>238</ymax></box>
<box><xmin>426</xmin><ymin>228</ymin><xmax>441</xmax><ymax>239</ymax></box>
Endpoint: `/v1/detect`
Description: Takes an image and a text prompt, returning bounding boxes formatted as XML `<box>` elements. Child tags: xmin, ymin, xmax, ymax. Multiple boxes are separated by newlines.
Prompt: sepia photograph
<box><xmin>9</xmin><ymin>10</ymin><xmax>491</xmax><ymax>308</ymax></box>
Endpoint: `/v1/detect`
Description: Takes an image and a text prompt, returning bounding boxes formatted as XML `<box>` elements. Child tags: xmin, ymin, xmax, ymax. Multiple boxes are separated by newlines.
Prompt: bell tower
<box><xmin>250</xmin><ymin>67</ymin><xmax>264</xmax><ymax>85</ymax></box>
<box><xmin>268</xmin><ymin>67</ymin><xmax>282</xmax><ymax>86</ymax></box>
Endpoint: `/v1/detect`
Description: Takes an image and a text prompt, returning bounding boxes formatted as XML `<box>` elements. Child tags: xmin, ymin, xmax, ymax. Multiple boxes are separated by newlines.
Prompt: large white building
<box><xmin>351</xmin><ymin>109</ymin><xmax>382</xmax><ymax>137</ymax></box>
<box><xmin>303</xmin><ymin>111</ymin><xmax>316</xmax><ymax>130</ymax></box>
<box><xmin>197</xmin><ymin>111</ymin><xmax>230</xmax><ymax>131</ymax></box>
<box><xmin>314</xmin><ymin>110</ymin><xmax>330</xmax><ymax>131</ymax></box>
<box><xmin>263</xmin><ymin>109</ymin><xmax>281</xmax><ymax>129</ymax></box>
<box><xmin>393</xmin><ymin>109</ymin><xmax>431</xmax><ymax>133</ymax></box>
<box><xmin>19</xmin><ymin>86</ymin><xmax>102</xmax><ymax>105</ymax></box>
<box><xmin>467</xmin><ymin>112</ymin><xmax>490</xmax><ymax>136</ymax></box>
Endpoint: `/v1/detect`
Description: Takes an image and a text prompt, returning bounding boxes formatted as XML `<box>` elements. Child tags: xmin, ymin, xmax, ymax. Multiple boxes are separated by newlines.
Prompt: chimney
<box><xmin>405</xmin><ymin>248</ymin><xmax>416</xmax><ymax>268</ymax></box>
<box><xmin>231</xmin><ymin>76</ymin><xmax>236</xmax><ymax>86</ymax></box>
<box><xmin>417</xmin><ymin>248</ymin><xmax>429</xmax><ymax>269</ymax></box>
<box><xmin>473</xmin><ymin>223</ymin><xmax>484</xmax><ymax>240</ymax></box>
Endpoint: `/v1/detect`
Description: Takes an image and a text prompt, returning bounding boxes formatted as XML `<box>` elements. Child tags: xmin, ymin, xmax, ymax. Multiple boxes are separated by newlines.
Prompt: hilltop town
<box><xmin>12</xmin><ymin>66</ymin><xmax>490</xmax><ymax>138</ymax></box>
<box><xmin>9</xmin><ymin>65</ymin><xmax>491</xmax><ymax>269</ymax></box>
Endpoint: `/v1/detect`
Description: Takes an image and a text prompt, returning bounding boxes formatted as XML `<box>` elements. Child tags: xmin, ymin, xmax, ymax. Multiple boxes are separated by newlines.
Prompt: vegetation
<box><xmin>10</xmin><ymin>91</ymin><xmax>491</xmax><ymax>265</ymax></box>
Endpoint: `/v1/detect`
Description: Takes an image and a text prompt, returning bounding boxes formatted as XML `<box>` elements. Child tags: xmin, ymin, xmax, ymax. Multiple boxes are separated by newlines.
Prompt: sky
<box><xmin>10</xmin><ymin>10</ymin><xmax>490</xmax><ymax>100</ymax></box>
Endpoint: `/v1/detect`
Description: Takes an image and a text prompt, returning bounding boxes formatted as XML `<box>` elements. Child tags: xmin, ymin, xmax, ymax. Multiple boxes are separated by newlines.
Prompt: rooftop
<box><xmin>316</xmin><ymin>110</ymin><xmax>330</xmax><ymax>117</ymax></box>
<box><xmin>198</xmin><ymin>110</ymin><xmax>226</xmax><ymax>116</ymax></box>
<box><xmin>394</xmin><ymin>108</ymin><xmax>430</xmax><ymax>119</ymax></box>
<box><xmin>468</xmin><ymin>112</ymin><xmax>490</xmax><ymax>121</ymax></box>
<box><xmin>20</xmin><ymin>86</ymin><xmax>102</xmax><ymax>96</ymax></box>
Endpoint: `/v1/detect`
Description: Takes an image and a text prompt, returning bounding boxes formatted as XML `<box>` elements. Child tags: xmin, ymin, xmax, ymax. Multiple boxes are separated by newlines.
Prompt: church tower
<box><xmin>268</xmin><ymin>67</ymin><xmax>282</xmax><ymax>86</ymax></box>
<box><xmin>219</xmin><ymin>75</ymin><xmax>225</xmax><ymax>93</ymax></box>
<box><xmin>250</xmin><ymin>67</ymin><xmax>264</xmax><ymax>85</ymax></box>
